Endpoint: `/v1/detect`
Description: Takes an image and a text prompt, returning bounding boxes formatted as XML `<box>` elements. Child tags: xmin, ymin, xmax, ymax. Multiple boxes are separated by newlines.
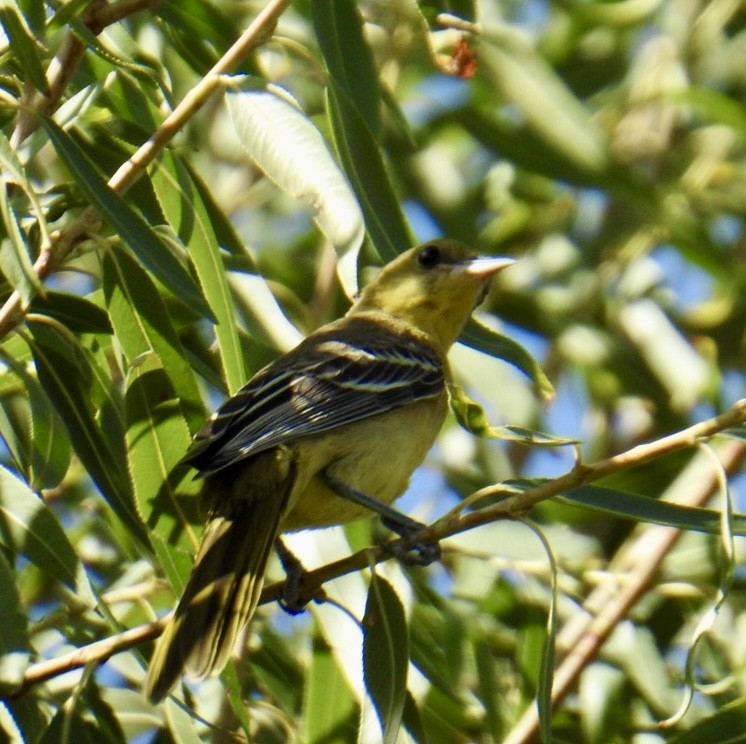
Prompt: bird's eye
<box><xmin>417</xmin><ymin>244</ymin><xmax>441</xmax><ymax>269</ymax></box>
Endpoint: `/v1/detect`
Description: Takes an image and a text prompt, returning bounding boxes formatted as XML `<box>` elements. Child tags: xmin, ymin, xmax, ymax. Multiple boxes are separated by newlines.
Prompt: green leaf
<box><xmin>303</xmin><ymin>633</ymin><xmax>358</xmax><ymax>744</ymax></box>
<box><xmin>402</xmin><ymin>690</ymin><xmax>427</xmax><ymax>744</ymax></box>
<box><xmin>26</xmin><ymin>319</ymin><xmax>147</xmax><ymax>545</ymax></box>
<box><xmin>448</xmin><ymin>383</ymin><xmax>574</xmax><ymax>445</ymax></box>
<box><xmin>0</xmin><ymin>183</ymin><xmax>43</xmax><ymax>304</ymax></box>
<box><xmin>101</xmin><ymin>248</ymin><xmax>203</xmax><ymax>432</ymax></box>
<box><xmin>124</xmin><ymin>352</ymin><xmax>199</xmax><ymax>590</ymax></box>
<box><xmin>0</xmin><ymin>3</ymin><xmax>47</xmax><ymax>93</ymax></box>
<box><xmin>225</xmin><ymin>83</ymin><xmax>364</xmax><ymax>297</ymax></box>
<box><xmin>363</xmin><ymin>573</ymin><xmax>409</xmax><ymax>744</ymax></box>
<box><xmin>39</xmin><ymin>116</ymin><xmax>213</xmax><ymax>320</ymax></box>
<box><xmin>0</xmin><ymin>465</ymin><xmax>95</xmax><ymax>607</ymax></box>
<box><xmin>28</xmin><ymin>291</ymin><xmax>112</xmax><ymax>334</ymax></box>
<box><xmin>0</xmin><ymin>549</ymin><xmax>29</xmax><ymax>694</ymax></box>
<box><xmin>675</xmin><ymin>86</ymin><xmax>746</xmax><ymax>138</ymax></box>
<box><xmin>479</xmin><ymin>27</ymin><xmax>608</xmax><ymax>175</ymax></box>
<box><xmin>312</xmin><ymin>0</ymin><xmax>382</xmax><ymax>137</ymax></box>
<box><xmin>0</xmin><ymin>393</ymin><xmax>28</xmax><ymax>477</ymax></box>
<box><xmin>150</xmin><ymin>152</ymin><xmax>246</xmax><ymax>393</ymax></box>
<box><xmin>559</xmin><ymin>485</ymin><xmax>746</xmax><ymax>536</ymax></box>
<box><xmin>19</xmin><ymin>362</ymin><xmax>71</xmax><ymax>489</ymax></box>
<box><xmin>461</xmin><ymin>318</ymin><xmax>555</xmax><ymax>400</ymax></box>
<box><xmin>327</xmin><ymin>83</ymin><xmax>413</xmax><ymax>263</ymax></box>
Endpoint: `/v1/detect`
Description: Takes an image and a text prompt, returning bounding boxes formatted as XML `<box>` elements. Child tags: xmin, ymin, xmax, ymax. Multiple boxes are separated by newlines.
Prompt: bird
<box><xmin>144</xmin><ymin>238</ymin><xmax>515</xmax><ymax>702</ymax></box>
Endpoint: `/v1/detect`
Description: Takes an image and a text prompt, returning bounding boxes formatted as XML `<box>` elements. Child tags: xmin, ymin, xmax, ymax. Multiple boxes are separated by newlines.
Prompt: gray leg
<box><xmin>322</xmin><ymin>473</ymin><xmax>441</xmax><ymax>566</ymax></box>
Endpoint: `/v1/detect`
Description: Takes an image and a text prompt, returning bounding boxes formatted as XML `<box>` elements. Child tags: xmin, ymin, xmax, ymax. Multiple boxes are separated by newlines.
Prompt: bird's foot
<box><xmin>381</xmin><ymin>515</ymin><xmax>441</xmax><ymax>567</ymax></box>
<box><xmin>275</xmin><ymin>538</ymin><xmax>326</xmax><ymax>614</ymax></box>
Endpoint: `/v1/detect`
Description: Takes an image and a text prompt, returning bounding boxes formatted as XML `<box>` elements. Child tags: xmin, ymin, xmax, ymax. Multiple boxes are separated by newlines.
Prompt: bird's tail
<box><xmin>144</xmin><ymin>487</ymin><xmax>287</xmax><ymax>702</ymax></box>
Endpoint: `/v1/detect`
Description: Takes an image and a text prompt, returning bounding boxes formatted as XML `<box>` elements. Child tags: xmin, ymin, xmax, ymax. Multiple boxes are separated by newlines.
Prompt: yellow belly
<box><xmin>280</xmin><ymin>395</ymin><xmax>447</xmax><ymax>531</ymax></box>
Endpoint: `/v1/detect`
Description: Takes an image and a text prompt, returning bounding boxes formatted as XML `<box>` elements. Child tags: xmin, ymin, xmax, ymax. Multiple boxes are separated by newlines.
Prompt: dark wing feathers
<box><xmin>184</xmin><ymin>317</ymin><xmax>445</xmax><ymax>476</ymax></box>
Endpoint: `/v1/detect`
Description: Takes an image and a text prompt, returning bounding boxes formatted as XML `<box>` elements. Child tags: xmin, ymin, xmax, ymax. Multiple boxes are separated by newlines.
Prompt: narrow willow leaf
<box><xmin>18</xmin><ymin>363</ymin><xmax>71</xmax><ymax>489</ymax></box>
<box><xmin>312</xmin><ymin>0</ymin><xmax>382</xmax><ymax>137</ymax></box>
<box><xmin>401</xmin><ymin>690</ymin><xmax>427</xmax><ymax>744</ymax></box>
<box><xmin>226</xmin><ymin>84</ymin><xmax>365</xmax><ymax>296</ymax></box>
<box><xmin>28</xmin><ymin>291</ymin><xmax>113</xmax><ymax>334</ymax></box>
<box><xmin>479</xmin><ymin>27</ymin><xmax>608</xmax><ymax>175</ymax></box>
<box><xmin>0</xmin><ymin>465</ymin><xmax>95</xmax><ymax>606</ymax></box>
<box><xmin>26</xmin><ymin>319</ymin><xmax>147</xmax><ymax>545</ymax></box>
<box><xmin>102</xmin><ymin>248</ymin><xmax>203</xmax><ymax>433</ymax></box>
<box><xmin>0</xmin><ymin>549</ymin><xmax>29</xmax><ymax>694</ymax></box>
<box><xmin>327</xmin><ymin>83</ymin><xmax>413</xmax><ymax>264</ymax></box>
<box><xmin>363</xmin><ymin>573</ymin><xmax>408</xmax><ymax>744</ymax></box>
<box><xmin>39</xmin><ymin>116</ymin><xmax>213</xmax><ymax>319</ymax></box>
<box><xmin>448</xmin><ymin>384</ymin><xmax>574</xmax><ymax>445</ymax></box>
<box><xmin>461</xmin><ymin>318</ymin><xmax>554</xmax><ymax>400</ymax></box>
<box><xmin>150</xmin><ymin>152</ymin><xmax>246</xmax><ymax>393</ymax></box>
<box><xmin>0</xmin><ymin>398</ymin><xmax>28</xmax><ymax>477</ymax></box>
<box><xmin>0</xmin><ymin>4</ymin><xmax>47</xmax><ymax>93</ymax></box>
<box><xmin>559</xmin><ymin>485</ymin><xmax>746</xmax><ymax>536</ymax></box>
<box><xmin>125</xmin><ymin>352</ymin><xmax>199</xmax><ymax>589</ymax></box>
<box><xmin>303</xmin><ymin>634</ymin><xmax>358</xmax><ymax>744</ymax></box>
<box><xmin>0</xmin><ymin>184</ymin><xmax>43</xmax><ymax>304</ymax></box>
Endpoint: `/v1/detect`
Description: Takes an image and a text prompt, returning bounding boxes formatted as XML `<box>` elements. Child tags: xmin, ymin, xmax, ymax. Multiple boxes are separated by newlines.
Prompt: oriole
<box><xmin>144</xmin><ymin>239</ymin><xmax>514</xmax><ymax>701</ymax></box>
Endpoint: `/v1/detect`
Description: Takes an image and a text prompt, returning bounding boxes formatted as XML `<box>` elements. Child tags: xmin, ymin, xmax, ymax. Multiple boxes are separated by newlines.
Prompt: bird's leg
<box><xmin>275</xmin><ymin>537</ymin><xmax>325</xmax><ymax>614</ymax></box>
<box><xmin>322</xmin><ymin>473</ymin><xmax>441</xmax><ymax>566</ymax></box>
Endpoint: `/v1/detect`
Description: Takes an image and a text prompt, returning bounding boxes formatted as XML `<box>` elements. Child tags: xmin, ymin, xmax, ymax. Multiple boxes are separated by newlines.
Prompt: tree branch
<box><xmin>9</xmin><ymin>399</ymin><xmax>745</xmax><ymax>697</ymax></box>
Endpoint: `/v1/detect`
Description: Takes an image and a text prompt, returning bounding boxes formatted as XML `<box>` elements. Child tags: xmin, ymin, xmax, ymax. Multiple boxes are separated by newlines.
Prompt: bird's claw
<box><xmin>382</xmin><ymin>516</ymin><xmax>441</xmax><ymax>566</ymax></box>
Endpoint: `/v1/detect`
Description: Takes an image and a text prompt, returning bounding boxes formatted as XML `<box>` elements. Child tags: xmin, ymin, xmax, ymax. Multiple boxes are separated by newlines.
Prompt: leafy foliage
<box><xmin>0</xmin><ymin>1</ymin><xmax>744</xmax><ymax>742</ymax></box>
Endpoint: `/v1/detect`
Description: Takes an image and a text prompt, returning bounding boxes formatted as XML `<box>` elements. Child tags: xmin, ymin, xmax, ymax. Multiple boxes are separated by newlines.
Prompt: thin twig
<box><xmin>10</xmin><ymin>399</ymin><xmax>745</xmax><ymax>697</ymax></box>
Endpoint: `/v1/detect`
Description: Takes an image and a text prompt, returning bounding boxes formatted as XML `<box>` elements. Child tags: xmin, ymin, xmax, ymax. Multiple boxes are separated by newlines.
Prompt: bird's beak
<box><xmin>463</xmin><ymin>256</ymin><xmax>516</xmax><ymax>279</ymax></box>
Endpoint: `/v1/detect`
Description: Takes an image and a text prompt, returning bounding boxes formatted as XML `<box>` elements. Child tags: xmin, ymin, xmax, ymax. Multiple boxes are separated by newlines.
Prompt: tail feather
<box><xmin>145</xmin><ymin>487</ymin><xmax>287</xmax><ymax>702</ymax></box>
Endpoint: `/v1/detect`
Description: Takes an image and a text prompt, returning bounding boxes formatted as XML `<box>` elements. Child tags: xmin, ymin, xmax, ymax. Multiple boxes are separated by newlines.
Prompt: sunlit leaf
<box><xmin>303</xmin><ymin>633</ymin><xmax>358</xmax><ymax>744</ymax></box>
<box><xmin>226</xmin><ymin>83</ymin><xmax>365</xmax><ymax>296</ymax></box>
<box><xmin>124</xmin><ymin>353</ymin><xmax>199</xmax><ymax>590</ymax></box>
<box><xmin>150</xmin><ymin>152</ymin><xmax>246</xmax><ymax>393</ymax></box>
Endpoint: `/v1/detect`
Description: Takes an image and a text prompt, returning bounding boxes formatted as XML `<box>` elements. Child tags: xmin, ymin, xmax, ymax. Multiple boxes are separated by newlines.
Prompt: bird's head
<box><xmin>349</xmin><ymin>239</ymin><xmax>515</xmax><ymax>351</ymax></box>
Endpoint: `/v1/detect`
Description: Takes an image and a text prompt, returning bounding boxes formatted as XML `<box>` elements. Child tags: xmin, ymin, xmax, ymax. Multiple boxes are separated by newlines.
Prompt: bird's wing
<box><xmin>184</xmin><ymin>317</ymin><xmax>445</xmax><ymax>476</ymax></box>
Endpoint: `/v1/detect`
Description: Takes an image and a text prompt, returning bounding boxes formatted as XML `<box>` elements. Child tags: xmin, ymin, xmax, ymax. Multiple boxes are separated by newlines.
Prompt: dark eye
<box><xmin>417</xmin><ymin>244</ymin><xmax>441</xmax><ymax>269</ymax></box>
